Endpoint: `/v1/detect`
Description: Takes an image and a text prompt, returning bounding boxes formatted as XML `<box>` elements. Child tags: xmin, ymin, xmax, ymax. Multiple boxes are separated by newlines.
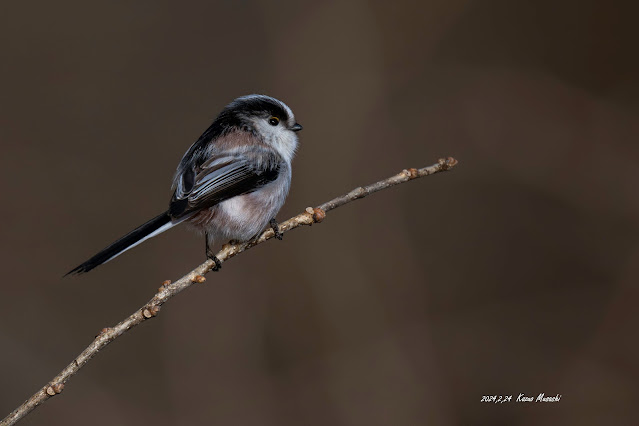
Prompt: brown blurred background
<box><xmin>1</xmin><ymin>1</ymin><xmax>638</xmax><ymax>425</ymax></box>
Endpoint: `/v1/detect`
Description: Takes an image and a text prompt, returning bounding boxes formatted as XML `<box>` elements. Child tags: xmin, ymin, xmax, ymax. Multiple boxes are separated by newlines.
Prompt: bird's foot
<box><xmin>206</xmin><ymin>246</ymin><xmax>222</xmax><ymax>272</ymax></box>
<box><xmin>270</xmin><ymin>218</ymin><xmax>283</xmax><ymax>240</ymax></box>
<box><xmin>205</xmin><ymin>236</ymin><xmax>222</xmax><ymax>272</ymax></box>
<box><xmin>207</xmin><ymin>253</ymin><xmax>222</xmax><ymax>271</ymax></box>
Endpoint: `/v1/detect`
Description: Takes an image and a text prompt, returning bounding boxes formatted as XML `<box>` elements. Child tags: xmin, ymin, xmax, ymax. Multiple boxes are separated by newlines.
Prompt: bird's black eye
<box><xmin>268</xmin><ymin>117</ymin><xmax>280</xmax><ymax>126</ymax></box>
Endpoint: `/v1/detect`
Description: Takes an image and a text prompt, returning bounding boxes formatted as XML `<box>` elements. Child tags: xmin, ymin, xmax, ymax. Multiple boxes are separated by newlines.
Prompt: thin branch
<box><xmin>1</xmin><ymin>157</ymin><xmax>458</xmax><ymax>426</ymax></box>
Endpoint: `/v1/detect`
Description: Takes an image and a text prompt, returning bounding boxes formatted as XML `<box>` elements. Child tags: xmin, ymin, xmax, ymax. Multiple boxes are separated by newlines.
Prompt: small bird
<box><xmin>67</xmin><ymin>94</ymin><xmax>302</xmax><ymax>275</ymax></box>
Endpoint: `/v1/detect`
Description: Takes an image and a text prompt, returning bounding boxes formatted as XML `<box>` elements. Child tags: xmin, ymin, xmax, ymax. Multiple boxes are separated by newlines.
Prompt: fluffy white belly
<box><xmin>221</xmin><ymin>196</ymin><xmax>264</xmax><ymax>230</ymax></box>
<box><xmin>215</xmin><ymin>180</ymin><xmax>288</xmax><ymax>242</ymax></box>
<box><xmin>186</xmin><ymin>168</ymin><xmax>291</xmax><ymax>249</ymax></box>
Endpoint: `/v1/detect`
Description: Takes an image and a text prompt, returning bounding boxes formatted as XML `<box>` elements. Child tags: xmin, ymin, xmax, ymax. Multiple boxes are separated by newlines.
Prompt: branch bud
<box><xmin>46</xmin><ymin>383</ymin><xmax>64</xmax><ymax>396</ymax></box>
<box><xmin>142</xmin><ymin>305</ymin><xmax>160</xmax><ymax>318</ymax></box>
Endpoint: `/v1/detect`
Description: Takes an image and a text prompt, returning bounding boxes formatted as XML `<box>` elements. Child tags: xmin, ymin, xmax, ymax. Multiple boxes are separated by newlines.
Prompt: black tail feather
<box><xmin>66</xmin><ymin>212</ymin><xmax>172</xmax><ymax>276</ymax></box>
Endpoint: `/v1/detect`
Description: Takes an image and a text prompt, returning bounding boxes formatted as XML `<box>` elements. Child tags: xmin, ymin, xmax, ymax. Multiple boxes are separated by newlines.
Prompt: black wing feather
<box><xmin>169</xmin><ymin>152</ymin><xmax>281</xmax><ymax>220</ymax></box>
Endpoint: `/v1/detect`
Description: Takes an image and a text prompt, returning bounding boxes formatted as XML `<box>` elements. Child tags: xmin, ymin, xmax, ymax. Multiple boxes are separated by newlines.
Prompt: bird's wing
<box><xmin>169</xmin><ymin>150</ymin><xmax>281</xmax><ymax>220</ymax></box>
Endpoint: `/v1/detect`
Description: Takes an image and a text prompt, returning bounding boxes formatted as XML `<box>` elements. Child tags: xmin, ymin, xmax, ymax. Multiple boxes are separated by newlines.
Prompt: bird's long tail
<box><xmin>66</xmin><ymin>212</ymin><xmax>175</xmax><ymax>275</ymax></box>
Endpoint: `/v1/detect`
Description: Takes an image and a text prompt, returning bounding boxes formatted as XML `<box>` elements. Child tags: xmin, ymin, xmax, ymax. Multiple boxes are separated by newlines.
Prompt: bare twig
<box><xmin>1</xmin><ymin>157</ymin><xmax>458</xmax><ymax>426</ymax></box>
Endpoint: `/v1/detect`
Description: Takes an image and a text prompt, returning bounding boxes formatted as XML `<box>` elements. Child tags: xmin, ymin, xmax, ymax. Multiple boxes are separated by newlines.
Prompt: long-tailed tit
<box><xmin>68</xmin><ymin>94</ymin><xmax>302</xmax><ymax>275</ymax></box>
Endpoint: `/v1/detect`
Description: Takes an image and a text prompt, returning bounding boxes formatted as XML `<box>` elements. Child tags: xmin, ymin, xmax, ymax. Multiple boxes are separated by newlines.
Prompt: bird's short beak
<box><xmin>291</xmin><ymin>123</ymin><xmax>303</xmax><ymax>132</ymax></box>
